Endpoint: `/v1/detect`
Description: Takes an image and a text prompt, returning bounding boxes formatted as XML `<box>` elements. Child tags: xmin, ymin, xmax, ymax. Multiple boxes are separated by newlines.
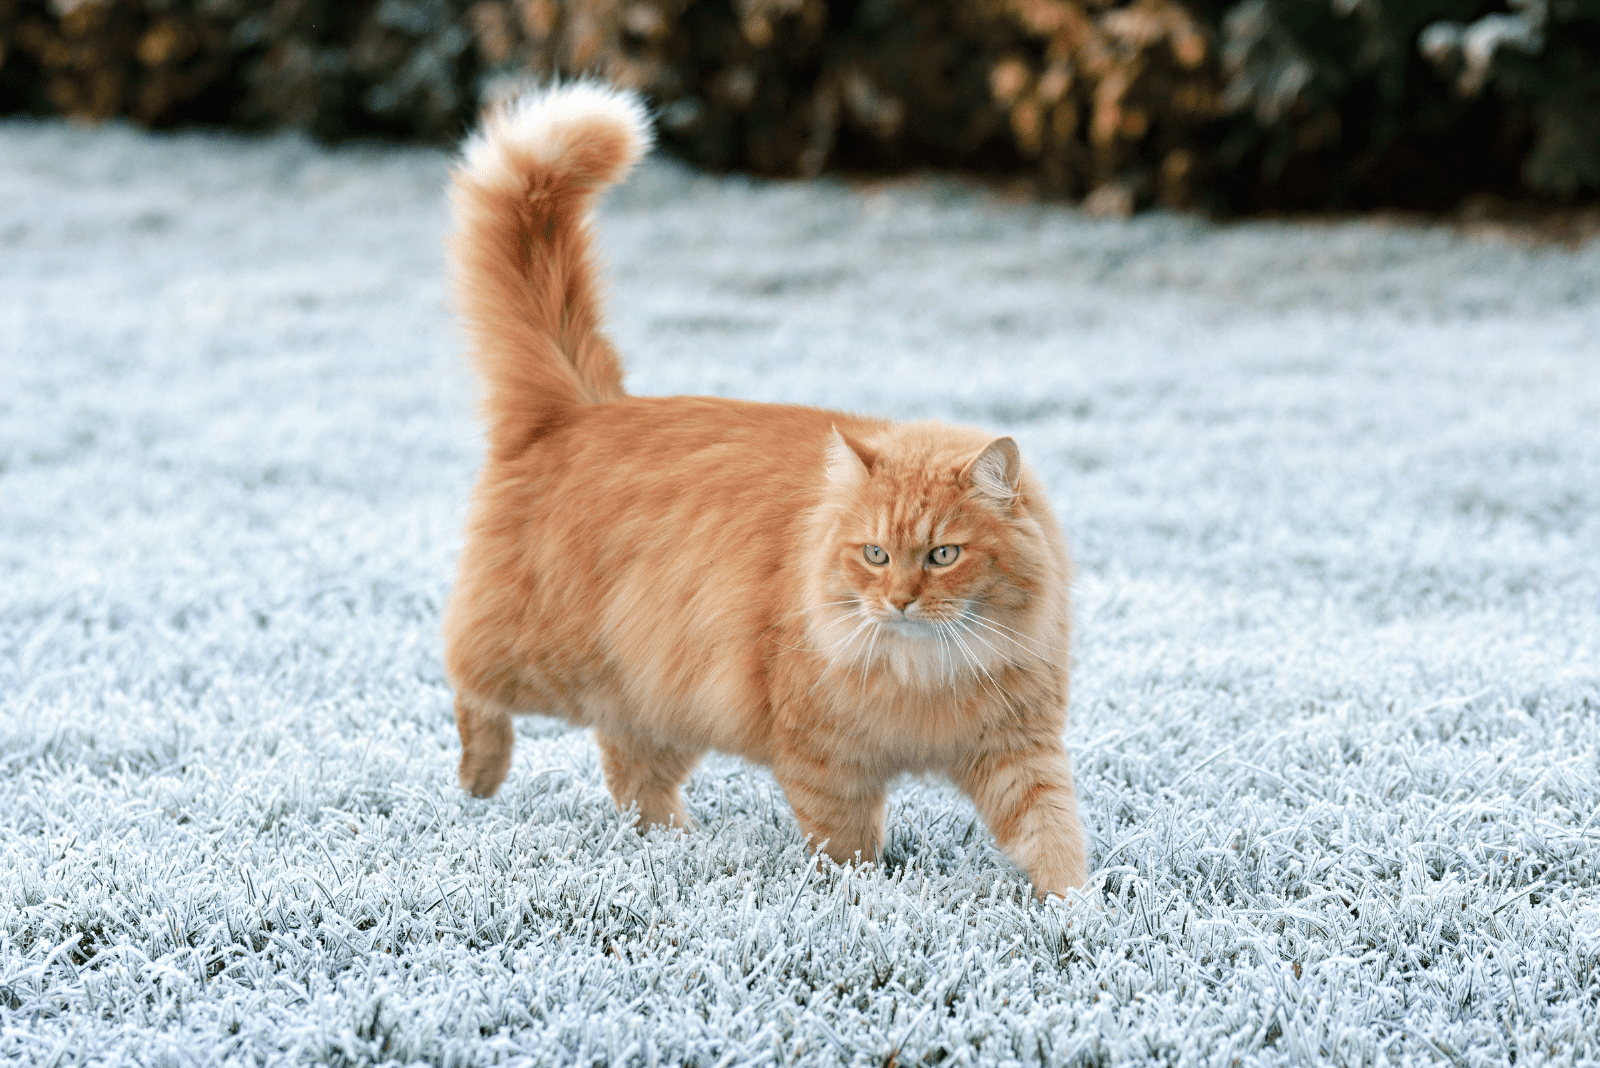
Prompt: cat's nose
<box><xmin>888</xmin><ymin>595</ymin><xmax>915</xmax><ymax>613</ymax></box>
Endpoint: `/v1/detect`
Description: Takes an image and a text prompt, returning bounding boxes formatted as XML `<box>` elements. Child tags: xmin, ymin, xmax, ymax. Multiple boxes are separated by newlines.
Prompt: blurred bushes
<box><xmin>1211</xmin><ymin>0</ymin><xmax>1600</xmax><ymax>209</ymax></box>
<box><xmin>1</xmin><ymin>0</ymin><xmax>1596</xmax><ymax>210</ymax></box>
<box><xmin>0</xmin><ymin>0</ymin><xmax>477</xmax><ymax>139</ymax></box>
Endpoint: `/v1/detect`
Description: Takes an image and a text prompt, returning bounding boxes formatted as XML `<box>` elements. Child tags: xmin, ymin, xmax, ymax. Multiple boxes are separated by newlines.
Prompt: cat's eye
<box><xmin>928</xmin><ymin>545</ymin><xmax>961</xmax><ymax>567</ymax></box>
<box><xmin>863</xmin><ymin>545</ymin><xmax>888</xmax><ymax>566</ymax></box>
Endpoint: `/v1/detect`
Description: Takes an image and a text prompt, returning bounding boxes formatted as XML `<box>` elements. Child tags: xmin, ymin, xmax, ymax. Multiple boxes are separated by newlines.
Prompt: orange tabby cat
<box><xmin>443</xmin><ymin>83</ymin><xmax>1089</xmax><ymax>897</ymax></box>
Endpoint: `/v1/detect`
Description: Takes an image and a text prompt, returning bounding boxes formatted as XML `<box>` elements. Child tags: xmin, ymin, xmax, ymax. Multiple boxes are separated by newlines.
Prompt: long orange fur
<box><xmin>443</xmin><ymin>83</ymin><xmax>1089</xmax><ymax>898</ymax></box>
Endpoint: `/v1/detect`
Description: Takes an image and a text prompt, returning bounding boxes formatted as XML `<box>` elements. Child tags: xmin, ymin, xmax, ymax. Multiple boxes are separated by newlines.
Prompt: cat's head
<box><xmin>806</xmin><ymin>422</ymin><xmax>1064</xmax><ymax>681</ymax></box>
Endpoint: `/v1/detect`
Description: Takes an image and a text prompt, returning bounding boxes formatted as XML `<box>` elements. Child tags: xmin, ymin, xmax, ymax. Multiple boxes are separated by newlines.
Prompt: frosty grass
<box><xmin>2</xmin><ymin>118</ymin><xmax>1598</xmax><ymax>1066</ymax></box>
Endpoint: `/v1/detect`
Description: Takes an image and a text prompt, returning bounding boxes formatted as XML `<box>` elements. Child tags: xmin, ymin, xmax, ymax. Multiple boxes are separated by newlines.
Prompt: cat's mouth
<box><xmin>873</xmin><ymin>609</ymin><xmax>965</xmax><ymax>637</ymax></box>
<box><xmin>877</xmin><ymin>614</ymin><xmax>939</xmax><ymax>633</ymax></box>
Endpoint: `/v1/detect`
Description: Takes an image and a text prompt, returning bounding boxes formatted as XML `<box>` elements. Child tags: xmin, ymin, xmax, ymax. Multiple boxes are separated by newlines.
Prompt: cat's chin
<box><xmin>876</xmin><ymin>615</ymin><xmax>943</xmax><ymax>635</ymax></box>
<box><xmin>861</xmin><ymin>621</ymin><xmax>988</xmax><ymax>689</ymax></box>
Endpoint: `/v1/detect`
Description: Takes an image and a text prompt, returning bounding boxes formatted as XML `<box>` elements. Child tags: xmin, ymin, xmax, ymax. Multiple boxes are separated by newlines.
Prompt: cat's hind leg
<box><xmin>950</xmin><ymin>742</ymin><xmax>1088</xmax><ymax>899</ymax></box>
<box><xmin>595</xmin><ymin>733</ymin><xmax>701</xmax><ymax>831</ymax></box>
<box><xmin>456</xmin><ymin>694</ymin><xmax>515</xmax><ymax>798</ymax></box>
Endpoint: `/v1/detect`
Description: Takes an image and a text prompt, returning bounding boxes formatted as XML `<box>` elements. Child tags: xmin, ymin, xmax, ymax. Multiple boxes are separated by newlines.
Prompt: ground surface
<box><xmin>2</xmin><ymin>118</ymin><xmax>1599</xmax><ymax>1067</ymax></box>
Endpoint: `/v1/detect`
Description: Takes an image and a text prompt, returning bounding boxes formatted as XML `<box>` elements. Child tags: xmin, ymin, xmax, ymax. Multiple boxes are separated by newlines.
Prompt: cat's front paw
<box><xmin>459</xmin><ymin>748</ymin><xmax>511</xmax><ymax>797</ymax></box>
<box><xmin>1026</xmin><ymin>850</ymin><xmax>1090</xmax><ymax>901</ymax></box>
<box><xmin>633</xmin><ymin>799</ymin><xmax>694</xmax><ymax>832</ymax></box>
<box><xmin>455</xmin><ymin>696</ymin><xmax>513</xmax><ymax>797</ymax></box>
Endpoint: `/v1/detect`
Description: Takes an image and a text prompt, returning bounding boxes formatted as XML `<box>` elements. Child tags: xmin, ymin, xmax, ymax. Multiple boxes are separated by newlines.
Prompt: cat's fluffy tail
<box><xmin>449</xmin><ymin>82</ymin><xmax>650</xmax><ymax>459</ymax></box>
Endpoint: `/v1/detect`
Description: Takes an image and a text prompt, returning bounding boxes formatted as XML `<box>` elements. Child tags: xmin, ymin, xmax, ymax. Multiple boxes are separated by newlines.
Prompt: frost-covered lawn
<box><xmin>2</xmin><ymin>117</ymin><xmax>1599</xmax><ymax>1067</ymax></box>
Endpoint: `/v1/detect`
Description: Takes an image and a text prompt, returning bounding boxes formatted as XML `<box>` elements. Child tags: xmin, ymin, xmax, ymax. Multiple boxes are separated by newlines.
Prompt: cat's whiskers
<box><xmin>841</xmin><ymin>614</ymin><xmax>877</xmax><ymax>673</ymax></box>
<box><xmin>953</xmin><ymin>618</ymin><xmax>1026</xmax><ymax>688</ymax></box>
<box><xmin>954</xmin><ymin>615</ymin><xmax>1027</xmax><ymax>670</ymax></box>
<box><xmin>784</xmin><ymin>610</ymin><xmax>867</xmax><ymax>655</ymax></box>
<box><xmin>806</xmin><ymin>611</ymin><xmax>876</xmax><ymax>695</ymax></box>
<box><xmin>962</xmin><ymin>609</ymin><xmax>1044</xmax><ymax>645</ymax></box>
<box><xmin>934</xmin><ymin>623</ymin><xmax>957</xmax><ymax>684</ymax></box>
<box><xmin>765</xmin><ymin>600</ymin><xmax>867</xmax><ymax>654</ymax></box>
<box><xmin>936</xmin><ymin>620</ymin><xmax>996</xmax><ymax>702</ymax></box>
<box><xmin>776</xmin><ymin>599</ymin><xmax>861</xmax><ymax>623</ymax></box>
<box><xmin>953</xmin><ymin>615</ymin><xmax>1002</xmax><ymax>654</ymax></box>
<box><xmin>945</xmin><ymin>620</ymin><xmax>1019</xmax><ymax>709</ymax></box>
<box><xmin>953</xmin><ymin>621</ymin><xmax>1030</xmax><ymax>719</ymax></box>
<box><xmin>962</xmin><ymin>611</ymin><xmax>1057</xmax><ymax>664</ymax></box>
<box><xmin>825</xmin><ymin>613</ymin><xmax>875</xmax><ymax>656</ymax></box>
<box><xmin>856</xmin><ymin>619</ymin><xmax>884</xmax><ymax>700</ymax></box>
<box><xmin>937</xmin><ymin>621</ymin><xmax>987</xmax><ymax>691</ymax></box>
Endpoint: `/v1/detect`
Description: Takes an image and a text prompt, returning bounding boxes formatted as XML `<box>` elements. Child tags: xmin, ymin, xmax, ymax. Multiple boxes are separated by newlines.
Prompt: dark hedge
<box><xmin>1</xmin><ymin>0</ymin><xmax>1594</xmax><ymax>211</ymax></box>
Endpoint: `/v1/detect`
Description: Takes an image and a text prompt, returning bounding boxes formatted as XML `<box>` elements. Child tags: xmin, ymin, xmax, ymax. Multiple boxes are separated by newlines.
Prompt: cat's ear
<box><xmin>962</xmin><ymin>436</ymin><xmax>1021</xmax><ymax>506</ymax></box>
<box><xmin>826</xmin><ymin>426</ymin><xmax>877</xmax><ymax>486</ymax></box>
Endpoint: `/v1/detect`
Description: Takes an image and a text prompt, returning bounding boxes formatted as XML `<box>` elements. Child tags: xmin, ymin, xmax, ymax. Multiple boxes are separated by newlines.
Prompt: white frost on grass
<box><xmin>2</xmin><ymin>118</ymin><xmax>1599</xmax><ymax>1066</ymax></box>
